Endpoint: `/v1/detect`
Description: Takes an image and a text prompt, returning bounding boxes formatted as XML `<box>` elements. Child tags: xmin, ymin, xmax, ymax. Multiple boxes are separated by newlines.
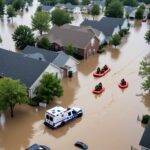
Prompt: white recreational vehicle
<box><xmin>44</xmin><ymin>106</ymin><xmax>83</xmax><ymax>128</ymax></box>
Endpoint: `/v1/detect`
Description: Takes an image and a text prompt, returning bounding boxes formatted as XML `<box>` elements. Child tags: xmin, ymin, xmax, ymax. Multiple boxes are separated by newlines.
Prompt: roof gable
<box><xmin>42</xmin><ymin>24</ymin><xmax>95</xmax><ymax>49</ymax></box>
<box><xmin>81</xmin><ymin>17</ymin><xmax>125</xmax><ymax>37</ymax></box>
<box><xmin>0</xmin><ymin>48</ymin><xmax>49</xmax><ymax>87</ymax></box>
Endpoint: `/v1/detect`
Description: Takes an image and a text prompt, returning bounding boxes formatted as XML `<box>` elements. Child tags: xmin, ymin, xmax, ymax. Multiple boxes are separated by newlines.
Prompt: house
<box><xmin>81</xmin><ymin>17</ymin><xmax>129</xmax><ymax>44</ymax></box>
<box><xmin>41</xmin><ymin>5</ymin><xmax>53</xmax><ymax>12</ymax></box>
<box><xmin>55</xmin><ymin>3</ymin><xmax>76</xmax><ymax>12</ymax></box>
<box><xmin>124</xmin><ymin>6</ymin><xmax>137</xmax><ymax>19</ymax></box>
<box><xmin>81</xmin><ymin>4</ymin><xmax>93</xmax><ymax>14</ymax></box>
<box><xmin>139</xmin><ymin>121</ymin><xmax>150</xmax><ymax>150</ymax></box>
<box><xmin>22</xmin><ymin>46</ymin><xmax>79</xmax><ymax>77</ymax></box>
<box><xmin>40</xmin><ymin>24</ymin><xmax>99</xmax><ymax>59</ymax></box>
<box><xmin>0</xmin><ymin>48</ymin><xmax>63</xmax><ymax>98</ymax></box>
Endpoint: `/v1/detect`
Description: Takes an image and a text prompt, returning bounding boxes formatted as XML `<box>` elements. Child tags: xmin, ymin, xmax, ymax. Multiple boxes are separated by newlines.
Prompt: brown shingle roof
<box><xmin>41</xmin><ymin>25</ymin><xmax>97</xmax><ymax>49</ymax></box>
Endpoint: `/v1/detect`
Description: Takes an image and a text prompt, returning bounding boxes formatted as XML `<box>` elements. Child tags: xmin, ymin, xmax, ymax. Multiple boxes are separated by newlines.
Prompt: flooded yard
<box><xmin>0</xmin><ymin>0</ymin><xmax>150</xmax><ymax>150</ymax></box>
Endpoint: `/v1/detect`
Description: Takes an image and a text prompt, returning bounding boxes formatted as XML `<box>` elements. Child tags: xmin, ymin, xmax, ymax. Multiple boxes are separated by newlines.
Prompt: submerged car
<box><xmin>26</xmin><ymin>144</ymin><xmax>50</xmax><ymax>150</ymax></box>
<box><xmin>74</xmin><ymin>141</ymin><xmax>88</xmax><ymax>150</ymax></box>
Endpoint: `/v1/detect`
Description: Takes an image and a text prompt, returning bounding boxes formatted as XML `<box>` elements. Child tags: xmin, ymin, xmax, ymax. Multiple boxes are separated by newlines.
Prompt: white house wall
<box><xmin>29</xmin><ymin>63</ymin><xmax>63</xmax><ymax>98</ymax></box>
<box><xmin>99</xmin><ymin>32</ymin><xmax>106</xmax><ymax>44</ymax></box>
<box><xmin>112</xmin><ymin>26</ymin><xmax>120</xmax><ymax>35</ymax></box>
<box><xmin>121</xmin><ymin>19</ymin><xmax>128</xmax><ymax>29</ymax></box>
<box><xmin>65</xmin><ymin>57</ymin><xmax>78</xmax><ymax>73</ymax></box>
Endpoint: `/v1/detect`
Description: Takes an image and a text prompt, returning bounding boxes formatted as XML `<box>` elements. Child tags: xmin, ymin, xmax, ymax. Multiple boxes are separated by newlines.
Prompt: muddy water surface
<box><xmin>0</xmin><ymin>1</ymin><xmax>150</xmax><ymax>149</ymax></box>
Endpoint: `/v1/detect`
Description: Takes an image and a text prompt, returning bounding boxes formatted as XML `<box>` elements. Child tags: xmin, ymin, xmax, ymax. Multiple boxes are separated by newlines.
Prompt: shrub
<box><xmin>141</xmin><ymin>115</ymin><xmax>150</xmax><ymax>124</ymax></box>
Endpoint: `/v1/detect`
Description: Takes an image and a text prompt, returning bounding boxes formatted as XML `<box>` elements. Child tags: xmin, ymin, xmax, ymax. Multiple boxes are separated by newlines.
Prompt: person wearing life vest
<box><xmin>121</xmin><ymin>79</ymin><xmax>126</xmax><ymax>85</ymax></box>
<box><xmin>96</xmin><ymin>67</ymin><xmax>101</xmax><ymax>74</ymax></box>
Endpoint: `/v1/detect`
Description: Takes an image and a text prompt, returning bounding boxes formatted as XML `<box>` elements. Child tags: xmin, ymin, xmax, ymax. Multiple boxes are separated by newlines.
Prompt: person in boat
<box><xmin>103</xmin><ymin>65</ymin><xmax>108</xmax><ymax>71</ymax></box>
<box><xmin>95</xmin><ymin>82</ymin><xmax>102</xmax><ymax>91</ymax></box>
<box><xmin>121</xmin><ymin>79</ymin><xmax>126</xmax><ymax>85</ymax></box>
<box><xmin>96</xmin><ymin>67</ymin><xmax>101</xmax><ymax>74</ymax></box>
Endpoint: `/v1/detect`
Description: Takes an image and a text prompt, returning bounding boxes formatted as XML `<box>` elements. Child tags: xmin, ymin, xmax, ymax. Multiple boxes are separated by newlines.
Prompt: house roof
<box><xmin>0</xmin><ymin>48</ymin><xmax>49</xmax><ymax>88</ymax></box>
<box><xmin>41</xmin><ymin>24</ymin><xmax>96</xmax><ymax>49</ymax></box>
<box><xmin>81</xmin><ymin>17</ymin><xmax>125</xmax><ymax>37</ymax></box>
<box><xmin>139</xmin><ymin>121</ymin><xmax>150</xmax><ymax>149</ymax></box>
<box><xmin>42</xmin><ymin>5</ymin><xmax>53</xmax><ymax>12</ymax></box>
<box><xmin>124</xmin><ymin>6</ymin><xmax>136</xmax><ymax>15</ymax></box>
<box><xmin>22</xmin><ymin>46</ymin><xmax>70</xmax><ymax>68</ymax></box>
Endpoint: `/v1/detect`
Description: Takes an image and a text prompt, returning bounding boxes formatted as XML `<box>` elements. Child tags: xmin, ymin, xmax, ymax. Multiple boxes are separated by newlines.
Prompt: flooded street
<box><xmin>0</xmin><ymin>0</ymin><xmax>150</xmax><ymax>150</ymax></box>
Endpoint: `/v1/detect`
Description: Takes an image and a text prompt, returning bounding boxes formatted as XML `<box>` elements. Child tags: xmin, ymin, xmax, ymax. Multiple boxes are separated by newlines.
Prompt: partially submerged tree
<box><xmin>0</xmin><ymin>36</ymin><xmax>2</xmax><ymax>43</ymax></box>
<box><xmin>110</xmin><ymin>34</ymin><xmax>121</xmax><ymax>47</ymax></box>
<box><xmin>32</xmin><ymin>11</ymin><xmax>51</xmax><ymax>35</ymax></box>
<box><xmin>91</xmin><ymin>4</ymin><xmax>100</xmax><ymax>19</ymax></box>
<box><xmin>37</xmin><ymin>37</ymin><xmax>50</xmax><ymax>50</ymax></box>
<box><xmin>12</xmin><ymin>25</ymin><xmax>35</xmax><ymax>50</ymax></box>
<box><xmin>0</xmin><ymin>77</ymin><xmax>28</xmax><ymax>117</ymax></box>
<box><xmin>0</xmin><ymin>0</ymin><xmax>5</xmax><ymax>17</ymax></box>
<box><xmin>6</xmin><ymin>5</ymin><xmax>16</xmax><ymax>22</ymax></box>
<box><xmin>82</xmin><ymin>0</ymin><xmax>90</xmax><ymax>5</ymax></box>
<box><xmin>105</xmin><ymin>0</ymin><xmax>123</xmax><ymax>18</ymax></box>
<box><xmin>51</xmin><ymin>8</ymin><xmax>73</xmax><ymax>26</ymax></box>
<box><xmin>135</xmin><ymin>6</ymin><xmax>144</xmax><ymax>20</ymax></box>
<box><xmin>35</xmin><ymin>73</ymin><xmax>63</xmax><ymax>104</ymax></box>
<box><xmin>139</xmin><ymin>57</ymin><xmax>150</xmax><ymax>92</ymax></box>
<box><xmin>12</xmin><ymin>0</ymin><xmax>26</xmax><ymax>11</ymax></box>
<box><xmin>145</xmin><ymin>30</ymin><xmax>150</xmax><ymax>44</ymax></box>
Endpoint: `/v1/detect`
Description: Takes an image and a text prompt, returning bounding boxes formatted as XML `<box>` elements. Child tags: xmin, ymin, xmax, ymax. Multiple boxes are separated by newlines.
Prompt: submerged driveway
<box><xmin>0</xmin><ymin>22</ymin><xmax>150</xmax><ymax>150</ymax></box>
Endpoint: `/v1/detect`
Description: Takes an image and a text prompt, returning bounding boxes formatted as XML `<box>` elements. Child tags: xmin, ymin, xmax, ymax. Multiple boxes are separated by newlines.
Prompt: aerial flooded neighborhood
<box><xmin>0</xmin><ymin>0</ymin><xmax>150</xmax><ymax>150</ymax></box>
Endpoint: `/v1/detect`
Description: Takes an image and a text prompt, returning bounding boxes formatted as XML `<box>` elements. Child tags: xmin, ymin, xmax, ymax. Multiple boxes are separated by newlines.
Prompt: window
<box><xmin>91</xmin><ymin>38</ymin><xmax>95</xmax><ymax>46</ymax></box>
<box><xmin>68</xmin><ymin>112</ymin><xmax>71</xmax><ymax>116</ymax></box>
<box><xmin>46</xmin><ymin>115</ymin><xmax>49</xmax><ymax>120</ymax></box>
<box><xmin>49</xmin><ymin>116</ymin><xmax>53</xmax><ymax>121</ymax></box>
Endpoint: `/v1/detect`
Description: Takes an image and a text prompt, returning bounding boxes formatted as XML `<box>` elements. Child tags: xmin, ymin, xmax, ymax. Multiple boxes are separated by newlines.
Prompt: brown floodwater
<box><xmin>0</xmin><ymin>1</ymin><xmax>150</xmax><ymax>150</ymax></box>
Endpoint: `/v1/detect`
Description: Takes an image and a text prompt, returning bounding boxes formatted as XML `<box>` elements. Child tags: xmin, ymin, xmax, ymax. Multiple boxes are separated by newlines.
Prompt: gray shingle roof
<box><xmin>42</xmin><ymin>5</ymin><xmax>53</xmax><ymax>12</ymax></box>
<box><xmin>0</xmin><ymin>48</ymin><xmax>49</xmax><ymax>88</ymax></box>
<box><xmin>124</xmin><ymin>6</ymin><xmax>136</xmax><ymax>15</ymax></box>
<box><xmin>41</xmin><ymin>24</ymin><xmax>95</xmax><ymax>49</ymax></box>
<box><xmin>22</xmin><ymin>46</ymin><xmax>70</xmax><ymax>68</ymax></box>
<box><xmin>139</xmin><ymin>122</ymin><xmax>150</xmax><ymax>149</ymax></box>
<box><xmin>81</xmin><ymin>17</ymin><xmax>125</xmax><ymax>37</ymax></box>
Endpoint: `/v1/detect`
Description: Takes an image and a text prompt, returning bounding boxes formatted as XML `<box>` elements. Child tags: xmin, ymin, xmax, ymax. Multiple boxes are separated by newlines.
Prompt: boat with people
<box><xmin>92</xmin><ymin>82</ymin><xmax>105</xmax><ymax>94</ymax></box>
<box><xmin>118</xmin><ymin>79</ymin><xmax>128</xmax><ymax>89</ymax></box>
<box><xmin>93</xmin><ymin>65</ymin><xmax>110</xmax><ymax>78</ymax></box>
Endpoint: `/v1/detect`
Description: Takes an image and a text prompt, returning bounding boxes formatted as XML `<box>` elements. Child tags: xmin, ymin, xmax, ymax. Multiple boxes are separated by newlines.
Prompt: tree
<box><xmin>110</xmin><ymin>34</ymin><xmax>121</xmax><ymax>47</ymax></box>
<box><xmin>139</xmin><ymin>57</ymin><xmax>150</xmax><ymax>92</ymax></box>
<box><xmin>32</xmin><ymin>11</ymin><xmax>51</xmax><ymax>35</ymax></box>
<box><xmin>12</xmin><ymin>0</ymin><xmax>26</xmax><ymax>11</ymax></box>
<box><xmin>51</xmin><ymin>8</ymin><xmax>73</xmax><ymax>26</ymax></box>
<box><xmin>91</xmin><ymin>4</ymin><xmax>100</xmax><ymax>19</ymax></box>
<box><xmin>82</xmin><ymin>0</ymin><xmax>90</xmax><ymax>5</ymax></box>
<box><xmin>35</xmin><ymin>73</ymin><xmax>63</xmax><ymax>104</ymax></box>
<box><xmin>65</xmin><ymin>44</ymin><xmax>74</xmax><ymax>56</ymax></box>
<box><xmin>145</xmin><ymin>30</ymin><xmax>150</xmax><ymax>44</ymax></box>
<box><xmin>0</xmin><ymin>0</ymin><xmax>5</xmax><ymax>17</ymax></box>
<box><xmin>105</xmin><ymin>0</ymin><xmax>123</xmax><ymax>18</ymax></box>
<box><xmin>37</xmin><ymin>37</ymin><xmax>50</xmax><ymax>50</ymax></box>
<box><xmin>123</xmin><ymin>0</ymin><xmax>137</xmax><ymax>7</ymax></box>
<box><xmin>12</xmin><ymin>25</ymin><xmax>35</xmax><ymax>50</ymax></box>
<box><xmin>6</xmin><ymin>5</ymin><xmax>16</xmax><ymax>21</ymax></box>
<box><xmin>0</xmin><ymin>36</ymin><xmax>2</xmax><ymax>43</ymax></box>
<box><xmin>0</xmin><ymin>77</ymin><xmax>28</xmax><ymax>117</ymax></box>
<box><xmin>135</xmin><ymin>7</ymin><xmax>144</xmax><ymax>20</ymax></box>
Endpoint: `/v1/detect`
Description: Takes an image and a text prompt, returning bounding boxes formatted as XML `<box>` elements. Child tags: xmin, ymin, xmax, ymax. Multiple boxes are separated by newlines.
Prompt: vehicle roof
<box><xmin>46</xmin><ymin>106</ymin><xmax>67</xmax><ymax>116</ymax></box>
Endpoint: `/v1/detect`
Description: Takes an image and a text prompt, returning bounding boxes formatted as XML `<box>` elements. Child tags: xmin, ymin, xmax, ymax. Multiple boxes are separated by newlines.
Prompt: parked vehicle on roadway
<box><xmin>75</xmin><ymin>141</ymin><xmax>88</xmax><ymax>149</ymax></box>
<box><xmin>44</xmin><ymin>106</ymin><xmax>83</xmax><ymax>128</ymax></box>
<box><xmin>26</xmin><ymin>143</ymin><xmax>50</xmax><ymax>150</ymax></box>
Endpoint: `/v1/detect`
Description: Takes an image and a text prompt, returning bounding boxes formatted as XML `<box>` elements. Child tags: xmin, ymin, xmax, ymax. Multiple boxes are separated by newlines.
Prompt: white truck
<box><xmin>44</xmin><ymin>106</ymin><xmax>83</xmax><ymax>128</ymax></box>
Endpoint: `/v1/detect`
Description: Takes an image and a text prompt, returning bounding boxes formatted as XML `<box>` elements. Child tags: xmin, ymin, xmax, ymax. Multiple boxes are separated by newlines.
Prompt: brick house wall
<box><xmin>84</xmin><ymin>36</ymin><xmax>100</xmax><ymax>59</ymax></box>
